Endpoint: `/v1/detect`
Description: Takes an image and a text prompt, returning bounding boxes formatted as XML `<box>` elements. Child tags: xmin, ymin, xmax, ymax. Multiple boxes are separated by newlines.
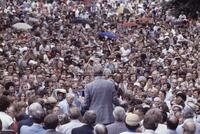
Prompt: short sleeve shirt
<box><xmin>0</xmin><ymin>112</ymin><xmax>14</xmax><ymax>130</ymax></box>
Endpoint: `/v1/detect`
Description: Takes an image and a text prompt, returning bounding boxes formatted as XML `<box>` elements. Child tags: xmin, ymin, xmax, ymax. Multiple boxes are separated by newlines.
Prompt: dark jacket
<box><xmin>18</xmin><ymin>117</ymin><xmax>33</xmax><ymax>134</ymax></box>
<box><xmin>71</xmin><ymin>125</ymin><xmax>94</xmax><ymax>134</ymax></box>
<box><xmin>0</xmin><ymin>131</ymin><xmax>16</xmax><ymax>134</ymax></box>
<box><xmin>45</xmin><ymin>129</ymin><xmax>64</xmax><ymax>134</ymax></box>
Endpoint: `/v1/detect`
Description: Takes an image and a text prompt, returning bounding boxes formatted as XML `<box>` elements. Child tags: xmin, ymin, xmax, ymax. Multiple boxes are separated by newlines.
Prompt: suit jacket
<box><xmin>142</xmin><ymin>129</ymin><xmax>156</xmax><ymax>134</ymax></box>
<box><xmin>0</xmin><ymin>131</ymin><xmax>16</xmax><ymax>134</ymax></box>
<box><xmin>71</xmin><ymin>124</ymin><xmax>94</xmax><ymax>134</ymax></box>
<box><xmin>107</xmin><ymin>122</ymin><xmax>129</xmax><ymax>134</ymax></box>
<box><xmin>20</xmin><ymin>123</ymin><xmax>46</xmax><ymax>134</ymax></box>
<box><xmin>195</xmin><ymin>121</ymin><xmax>200</xmax><ymax>134</ymax></box>
<box><xmin>45</xmin><ymin>129</ymin><xmax>64</xmax><ymax>134</ymax></box>
<box><xmin>176</xmin><ymin>124</ymin><xmax>183</xmax><ymax>134</ymax></box>
<box><xmin>84</xmin><ymin>77</ymin><xmax>119</xmax><ymax>124</ymax></box>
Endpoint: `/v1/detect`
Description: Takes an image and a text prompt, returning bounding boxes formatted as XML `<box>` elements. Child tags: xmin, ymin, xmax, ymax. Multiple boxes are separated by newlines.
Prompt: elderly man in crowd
<box><xmin>176</xmin><ymin>106</ymin><xmax>195</xmax><ymax>134</ymax></box>
<box><xmin>44</xmin><ymin>114</ymin><xmax>64</xmax><ymax>134</ymax></box>
<box><xmin>18</xmin><ymin>102</ymin><xmax>43</xmax><ymax>133</ymax></box>
<box><xmin>58</xmin><ymin>107</ymin><xmax>84</xmax><ymax>134</ymax></box>
<box><xmin>94</xmin><ymin>124</ymin><xmax>108</xmax><ymax>134</ymax></box>
<box><xmin>107</xmin><ymin>106</ymin><xmax>128</xmax><ymax>134</ymax></box>
<box><xmin>120</xmin><ymin>113</ymin><xmax>141</xmax><ymax>134</ymax></box>
<box><xmin>143</xmin><ymin>108</ymin><xmax>163</xmax><ymax>134</ymax></box>
<box><xmin>20</xmin><ymin>109</ymin><xmax>46</xmax><ymax>134</ymax></box>
<box><xmin>164</xmin><ymin>116</ymin><xmax>179</xmax><ymax>134</ymax></box>
<box><xmin>182</xmin><ymin>119</ymin><xmax>196</xmax><ymax>134</ymax></box>
<box><xmin>71</xmin><ymin>110</ymin><xmax>96</xmax><ymax>134</ymax></box>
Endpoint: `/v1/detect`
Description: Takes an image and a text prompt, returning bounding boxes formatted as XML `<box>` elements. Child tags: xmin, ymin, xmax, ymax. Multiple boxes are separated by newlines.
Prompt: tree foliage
<box><xmin>164</xmin><ymin>0</ymin><xmax>200</xmax><ymax>19</ymax></box>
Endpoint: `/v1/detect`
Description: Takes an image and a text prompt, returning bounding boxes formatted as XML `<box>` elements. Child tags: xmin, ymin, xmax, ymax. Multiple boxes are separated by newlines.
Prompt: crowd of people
<box><xmin>0</xmin><ymin>0</ymin><xmax>200</xmax><ymax>134</ymax></box>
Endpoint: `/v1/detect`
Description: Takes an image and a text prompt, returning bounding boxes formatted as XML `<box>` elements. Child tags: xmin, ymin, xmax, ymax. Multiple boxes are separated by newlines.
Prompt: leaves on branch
<box><xmin>163</xmin><ymin>0</ymin><xmax>200</xmax><ymax>19</ymax></box>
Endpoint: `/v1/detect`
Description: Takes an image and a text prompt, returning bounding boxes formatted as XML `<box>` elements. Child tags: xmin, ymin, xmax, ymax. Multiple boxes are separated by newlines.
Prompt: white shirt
<box><xmin>120</xmin><ymin>47</ymin><xmax>131</xmax><ymax>57</ymax></box>
<box><xmin>58</xmin><ymin>99</ymin><xmax>70</xmax><ymax>114</ymax></box>
<box><xmin>143</xmin><ymin>129</ymin><xmax>156</xmax><ymax>134</ymax></box>
<box><xmin>120</xmin><ymin>132</ymin><xmax>141</xmax><ymax>134</ymax></box>
<box><xmin>155</xmin><ymin>124</ymin><xmax>167</xmax><ymax>134</ymax></box>
<box><xmin>75</xmin><ymin>9</ymin><xmax>79</xmax><ymax>17</ymax></box>
<box><xmin>165</xmin><ymin>91</ymin><xmax>173</xmax><ymax>102</ymax></box>
<box><xmin>58</xmin><ymin>120</ymin><xmax>84</xmax><ymax>134</ymax></box>
<box><xmin>0</xmin><ymin>112</ymin><xmax>14</xmax><ymax>130</ymax></box>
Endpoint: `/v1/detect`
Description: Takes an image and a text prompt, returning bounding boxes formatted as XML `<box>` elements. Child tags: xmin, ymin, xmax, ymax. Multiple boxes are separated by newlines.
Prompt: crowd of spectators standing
<box><xmin>0</xmin><ymin>0</ymin><xmax>200</xmax><ymax>134</ymax></box>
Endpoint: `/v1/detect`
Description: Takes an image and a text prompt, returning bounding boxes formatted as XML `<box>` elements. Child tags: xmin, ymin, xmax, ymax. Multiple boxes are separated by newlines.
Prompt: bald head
<box><xmin>183</xmin><ymin>119</ymin><xmax>196</xmax><ymax>134</ymax></box>
<box><xmin>94</xmin><ymin>124</ymin><xmax>107</xmax><ymax>134</ymax></box>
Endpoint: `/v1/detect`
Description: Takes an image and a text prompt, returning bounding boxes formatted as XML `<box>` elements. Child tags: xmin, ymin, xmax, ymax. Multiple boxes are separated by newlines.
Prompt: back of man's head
<box><xmin>183</xmin><ymin>119</ymin><xmax>196</xmax><ymax>134</ymax></box>
<box><xmin>44</xmin><ymin>114</ymin><xmax>59</xmax><ymax>129</ymax></box>
<box><xmin>29</xmin><ymin>102</ymin><xmax>43</xmax><ymax>116</ymax></box>
<box><xmin>113</xmin><ymin>106</ymin><xmax>126</xmax><ymax>122</ymax></box>
<box><xmin>32</xmin><ymin>109</ymin><xmax>46</xmax><ymax>124</ymax></box>
<box><xmin>69</xmin><ymin>107</ymin><xmax>81</xmax><ymax>120</ymax></box>
<box><xmin>183</xmin><ymin>106</ymin><xmax>194</xmax><ymax>119</ymax></box>
<box><xmin>93</xmin><ymin>65</ymin><xmax>103</xmax><ymax>76</ymax></box>
<box><xmin>167</xmin><ymin>116</ymin><xmax>179</xmax><ymax>130</ymax></box>
<box><xmin>94</xmin><ymin>124</ymin><xmax>107</xmax><ymax>134</ymax></box>
<box><xmin>83</xmin><ymin>110</ymin><xmax>96</xmax><ymax>126</ymax></box>
<box><xmin>143</xmin><ymin>108</ymin><xmax>163</xmax><ymax>131</ymax></box>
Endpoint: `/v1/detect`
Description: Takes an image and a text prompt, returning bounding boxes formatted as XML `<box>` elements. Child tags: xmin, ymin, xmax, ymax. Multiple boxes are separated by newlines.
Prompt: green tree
<box><xmin>164</xmin><ymin>0</ymin><xmax>200</xmax><ymax>19</ymax></box>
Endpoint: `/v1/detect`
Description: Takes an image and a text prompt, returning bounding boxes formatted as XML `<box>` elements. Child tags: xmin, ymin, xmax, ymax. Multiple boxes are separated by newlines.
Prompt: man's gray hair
<box><xmin>66</xmin><ymin>93</ymin><xmax>75</xmax><ymax>98</ymax></box>
<box><xmin>93</xmin><ymin>65</ymin><xmax>103</xmax><ymax>76</ymax></box>
<box><xmin>182</xmin><ymin>106</ymin><xmax>194</xmax><ymax>119</ymax></box>
<box><xmin>113</xmin><ymin>106</ymin><xmax>126</xmax><ymax>122</ymax></box>
<box><xmin>103</xmin><ymin>68</ymin><xmax>112</xmax><ymax>77</ymax></box>
<box><xmin>32</xmin><ymin>109</ymin><xmax>46</xmax><ymax>124</ymax></box>
<box><xmin>94</xmin><ymin>124</ymin><xmax>107</xmax><ymax>134</ymax></box>
<box><xmin>183</xmin><ymin>119</ymin><xmax>196</xmax><ymax>134</ymax></box>
<box><xmin>123</xmin><ymin>90</ymin><xmax>134</xmax><ymax>99</ymax></box>
<box><xmin>29</xmin><ymin>102</ymin><xmax>43</xmax><ymax>116</ymax></box>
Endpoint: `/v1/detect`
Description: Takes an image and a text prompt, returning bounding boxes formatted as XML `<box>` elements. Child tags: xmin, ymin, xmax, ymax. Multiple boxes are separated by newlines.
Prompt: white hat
<box><xmin>19</xmin><ymin>47</ymin><xmax>28</xmax><ymax>53</ymax></box>
<box><xmin>46</xmin><ymin>97</ymin><xmax>57</xmax><ymax>104</ymax></box>
<box><xmin>125</xmin><ymin>113</ymin><xmax>140</xmax><ymax>126</ymax></box>
<box><xmin>55</xmin><ymin>89</ymin><xmax>67</xmax><ymax>94</ymax></box>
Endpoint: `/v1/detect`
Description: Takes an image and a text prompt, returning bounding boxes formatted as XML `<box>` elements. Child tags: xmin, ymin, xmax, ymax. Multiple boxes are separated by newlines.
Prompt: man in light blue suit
<box><xmin>83</xmin><ymin>65</ymin><xmax>119</xmax><ymax>125</ymax></box>
<box><xmin>195</xmin><ymin>116</ymin><xmax>200</xmax><ymax>134</ymax></box>
<box><xmin>20</xmin><ymin>109</ymin><xmax>46</xmax><ymax>134</ymax></box>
